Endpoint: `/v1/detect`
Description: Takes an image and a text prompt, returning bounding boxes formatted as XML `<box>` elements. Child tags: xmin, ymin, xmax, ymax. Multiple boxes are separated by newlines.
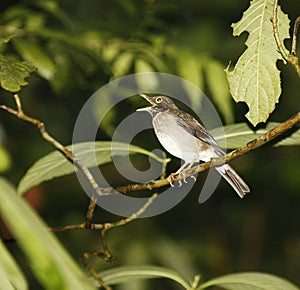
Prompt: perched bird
<box><xmin>137</xmin><ymin>93</ymin><xmax>250</xmax><ymax>198</ymax></box>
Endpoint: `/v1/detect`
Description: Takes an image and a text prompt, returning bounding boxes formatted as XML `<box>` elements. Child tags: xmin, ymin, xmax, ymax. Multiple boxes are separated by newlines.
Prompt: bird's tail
<box><xmin>215</xmin><ymin>164</ymin><xmax>250</xmax><ymax>198</ymax></box>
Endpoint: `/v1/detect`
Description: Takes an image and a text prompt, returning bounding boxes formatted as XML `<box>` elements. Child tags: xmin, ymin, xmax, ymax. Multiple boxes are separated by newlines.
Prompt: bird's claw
<box><xmin>167</xmin><ymin>171</ymin><xmax>196</xmax><ymax>187</ymax></box>
<box><xmin>167</xmin><ymin>173</ymin><xmax>183</xmax><ymax>187</ymax></box>
<box><xmin>190</xmin><ymin>175</ymin><xmax>196</xmax><ymax>182</ymax></box>
<box><xmin>167</xmin><ymin>173</ymin><xmax>176</xmax><ymax>187</ymax></box>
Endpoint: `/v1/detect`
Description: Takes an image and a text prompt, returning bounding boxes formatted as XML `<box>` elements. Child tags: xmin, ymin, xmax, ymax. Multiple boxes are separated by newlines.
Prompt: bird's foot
<box><xmin>180</xmin><ymin>171</ymin><xmax>196</xmax><ymax>183</ymax></box>
<box><xmin>167</xmin><ymin>170</ymin><xmax>197</xmax><ymax>187</ymax></box>
<box><xmin>167</xmin><ymin>173</ymin><xmax>177</xmax><ymax>187</ymax></box>
<box><xmin>167</xmin><ymin>173</ymin><xmax>183</xmax><ymax>187</ymax></box>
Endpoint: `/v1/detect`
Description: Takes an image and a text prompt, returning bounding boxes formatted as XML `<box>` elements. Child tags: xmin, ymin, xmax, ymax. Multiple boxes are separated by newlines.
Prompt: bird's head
<box><xmin>136</xmin><ymin>94</ymin><xmax>178</xmax><ymax>115</ymax></box>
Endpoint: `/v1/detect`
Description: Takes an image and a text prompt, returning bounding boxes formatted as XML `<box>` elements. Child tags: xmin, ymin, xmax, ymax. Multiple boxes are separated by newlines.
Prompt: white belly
<box><xmin>153</xmin><ymin>112</ymin><xmax>212</xmax><ymax>162</ymax></box>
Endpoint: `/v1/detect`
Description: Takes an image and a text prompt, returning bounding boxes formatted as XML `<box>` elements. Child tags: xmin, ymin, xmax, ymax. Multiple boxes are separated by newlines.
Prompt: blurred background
<box><xmin>0</xmin><ymin>0</ymin><xmax>300</xmax><ymax>289</ymax></box>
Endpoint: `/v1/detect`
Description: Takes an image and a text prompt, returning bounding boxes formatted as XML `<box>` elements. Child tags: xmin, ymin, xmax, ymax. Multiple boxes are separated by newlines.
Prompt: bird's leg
<box><xmin>167</xmin><ymin>161</ymin><xmax>197</xmax><ymax>186</ymax></box>
<box><xmin>167</xmin><ymin>160</ymin><xmax>199</xmax><ymax>187</ymax></box>
<box><xmin>174</xmin><ymin>162</ymin><xmax>190</xmax><ymax>175</ymax></box>
<box><xmin>167</xmin><ymin>173</ymin><xmax>185</xmax><ymax>187</ymax></box>
<box><xmin>178</xmin><ymin>159</ymin><xmax>198</xmax><ymax>183</ymax></box>
<box><xmin>167</xmin><ymin>162</ymin><xmax>189</xmax><ymax>187</ymax></box>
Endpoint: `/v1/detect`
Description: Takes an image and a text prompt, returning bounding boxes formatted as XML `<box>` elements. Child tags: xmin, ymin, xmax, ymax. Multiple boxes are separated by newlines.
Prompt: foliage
<box><xmin>17</xmin><ymin>141</ymin><xmax>169</xmax><ymax>195</ymax></box>
<box><xmin>0</xmin><ymin>178</ymin><xmax>96</xmax><ymax>290</ymax></box>
<box><xmin>0</xmin><ymin>54</ymin><xmax>35</xmax><ymax>92</ymax></box>
<box><xmin>226</xmin><ymin>0</ymin><xmax>290</xmax><ymax>126</ymax></box>
<box><xmin>0</xmin><ymin>0</ymin><xmax>299</xmax><ymax>289</ymax></box>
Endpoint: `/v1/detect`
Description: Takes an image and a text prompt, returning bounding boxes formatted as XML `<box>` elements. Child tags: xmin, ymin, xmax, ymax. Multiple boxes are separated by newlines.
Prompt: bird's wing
<box><xmin>173</xmin><ymin>109</ymin><xmax>225</xmax><ymax>155</ymax></box>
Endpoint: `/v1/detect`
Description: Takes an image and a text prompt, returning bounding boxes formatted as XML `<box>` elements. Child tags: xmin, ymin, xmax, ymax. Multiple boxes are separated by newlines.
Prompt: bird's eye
<box><xmin>155</xmin><ymin>96</ymin><xmax>162</xmax><ymax>103</ymax></box>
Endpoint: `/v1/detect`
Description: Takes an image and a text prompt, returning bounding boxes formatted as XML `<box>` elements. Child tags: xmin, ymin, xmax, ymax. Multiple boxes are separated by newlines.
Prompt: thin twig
<box><xmin>51</xmin><ymin>194</ymin><xmax>157</xmax><ymax>260</ymax></box>
<box><xmin>82</xmin><ymin>256</ymin><xmax>112</xmax><ymax>290</ymax></box>
<box><xmin>271</xmin><ymin>1</ymin><xmax>300</xmax><ymax>77</ymax></box>
<box><xmin>270</xmin><ymin>1</ymin><xmax>289</xmax><ymax>61</ymax></box>
<box><xmin>50</xmin><ymin>223</ymin><xmax>87</xmax><ymax>232</ymax></box>
<box><xmin>0</xmin><ymin>93</ymin><xmax>101</xmax><ymax>227</ymax></box>
<box><xmin>100</xmin><ymin>193</ymin><xmax>158</xmax><ymax>260</ymax></box>
<box><xmin>292</xmin><ymin>16</ymin><xmax>300</xmax><ymax>55</ymax></box>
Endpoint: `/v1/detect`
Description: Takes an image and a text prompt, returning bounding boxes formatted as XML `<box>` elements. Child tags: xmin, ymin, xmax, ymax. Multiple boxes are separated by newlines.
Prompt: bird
<box><xmin>136</xmin><ymin>93</ymin><xmax>250</xmax><ymax>198</ymax></box>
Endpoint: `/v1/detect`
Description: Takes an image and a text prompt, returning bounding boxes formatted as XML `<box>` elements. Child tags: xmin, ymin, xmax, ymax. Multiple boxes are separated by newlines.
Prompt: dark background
<box><xmin>0</xmin><ymin>1</ymin><xmax>299</xmax><ymax>289</ymax></box>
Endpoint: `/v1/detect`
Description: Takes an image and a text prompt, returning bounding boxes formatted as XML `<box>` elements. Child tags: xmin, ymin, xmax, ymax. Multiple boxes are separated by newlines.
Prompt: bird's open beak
<box><xmin>136</xmin><ymin>93</ymin><xmax>154</xmax><ymax>112</ymax></box>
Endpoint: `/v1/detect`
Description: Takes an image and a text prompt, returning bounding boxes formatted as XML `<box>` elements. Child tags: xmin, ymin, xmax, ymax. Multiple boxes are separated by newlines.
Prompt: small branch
<box><xmin>292</xmin><ymin>16</ymin><xmax>300</xmax><ymax>55</ymax></box>
<box><xmin>0</xmin><ymin>93</ymin><xmax>102</xmax><ymax>226</ymax></box>
<box><xmin>82</xmin><ymin>257</ymin><xmax>112</xmax><ymax>290</ymax></box>
<box><xmin>100</xmin><ymin>193</ymin><xmax>158</xmax><ymax>260</ymax></box>
<box><xmin>51</xmin><ymin>194</ymin><xmax>157</xmax><ymax>261</ymax></box>
<box><xmin>271</xmin><ymin>1</ymin><xmax>300</xmax><ymax>77</ymax></box>
<box><xmin>271</xmin><ymin>1</ymin><xmax>289</xmax><ymax>61</ymax></box>
<box><xmin>50</xmin><ymin>223</ymin><xmax>86</xmax><ymax>232</ymax></box>
<box><xmin>224</xmin><ymin>111</ymin><xmax>300</xmax><ymax>161</ymax></box>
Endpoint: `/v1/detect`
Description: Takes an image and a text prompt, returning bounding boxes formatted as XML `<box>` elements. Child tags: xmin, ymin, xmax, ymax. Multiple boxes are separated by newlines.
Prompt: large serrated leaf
<box><xmin>0</xmin><ymin>177</ymin><xmax>96</xmax><ymax>290</ymax></box>
<box><xmin>226</xmin><ymin>0</ymin><xmax>290</xmax><ymax>126</ymax></box>
<box><xmin>17</xmin><ymin>141</ymin><xmax>168</xmax><ymax>195</ymax></box>
<box><xmin>199</xmin><ymin>272</ymin><xmax>299</xmax><ymax>290</ymax></box>
<box><xmin>0</xmin><ymin>54</ymin><xmax>36</xmax><ymax>92</ymax></box>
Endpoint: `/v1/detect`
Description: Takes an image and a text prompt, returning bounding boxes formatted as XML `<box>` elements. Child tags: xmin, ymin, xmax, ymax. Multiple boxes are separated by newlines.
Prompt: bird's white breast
<box><xmin>152</xmin><ymin>112</ymin><xmax>212</xmax><ymax>162</ymax></box>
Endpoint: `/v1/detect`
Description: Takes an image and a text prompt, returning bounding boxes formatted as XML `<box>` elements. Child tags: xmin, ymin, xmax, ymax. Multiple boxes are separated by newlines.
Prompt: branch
<box><xmin>114</xmin><ymin>111</ymin><xmax>300</xmax><ymax>193</ymax></box>
<box><xmin>292</xmin><ymin>16</ymin><xmax>300</xmax><ymax>56</ymax></box>
<box><xmin>271</xmin><ymin>1</ymin><xmax>300</xmax><ymax>77</ymax></box>
<box><xmin>82</xmin><ymin>257</ymin><xmax>112</xmax><ymax>290</ymax></box>
<box><xmin>99</xmin><ymin>192</ymin><xmax>158</xmax><ymax>261</ymax></box>
<box><xmin>0</xmin><ymin>93</ymin><xmax>101</xmax><ymax>227</ymax></box>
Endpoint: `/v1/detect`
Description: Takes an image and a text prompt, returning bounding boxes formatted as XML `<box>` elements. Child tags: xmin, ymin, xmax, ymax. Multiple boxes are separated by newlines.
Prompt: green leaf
<box><xmin>101</xmin><ymin>41</ymin><xmax>121</xmax><ymax>63</ymax></box>
<box><xmin>0</xmin><ymin>239</ymin><xmax>27</xmax><ymax>290</ymax></box>
<box><xmin>210</xmin><ymin>122</ymin><xmax>278</xmax><ymax>149</ymax></box>
<box><xmin>100</xmin><ymin>265</ymin><xmax>190</xmax><ymax>289</ymax></box>
<box><xmin>275</xmin><ymin>128</ymin><xmax>300</xmax><ymax>146</ymax></box>
<box><xmin>205</xmin><ymin>59</ymin><xmax>233</xmax><ymax>124</ymax></box>
<box><xmin>0</xmin><ymin>145</ymin><xmax>12</xmax><ymax>172</ymax></box>
<box><xmin>18</xmin><ymin>141</ymin><xmax>168</xmax><ymax>195</ymax></box>
<box><xmin>0</xmin><ymin>28</ymin><xmax>18</xmax><ymax>45</ymax></box>
<box><xmin>0</xmin><ymin>54</ymin><xmax>35</xmax><ymax>92</ymax></box>
<box><xmin>13</xmin><ymin>38</ymin><xmax>56</xmax><ymax>80</ymax></box>
<box><xmin>111</xmin><ymin>51</ymin><xmax>133</xmax><ymax>78</ymax></box>
<box><xmin>0</xmin><ymin>177</ymin><xmax>96</xmax><ymax>290</ymax></box>
<box><xmin>175</xmin><ymin>49</ymin><xmax>204</xmax><ymax>113</ymax></box>
<box><xmin>135</xmin><ymin>58</ymin><xmax>159</xmax><ymax>91</ymax></box>
<box><xmin>210</xmin><ymin>122</ymin><xmax>300</xmax><ymax>149</ymax></box>
<box><xmin>199</xmin><ymin>272</ymin><xmax>299</xmax><ymax>290</ymax></box>
<box><xmin>226</xmin><ymin>0</ymin><xmax>290</xmax><ymax>126</ymax></box>
<box><xmin>134</xmin><ymin>58</ymin><xmax>159</xmax><ymax>92</ymax></box>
